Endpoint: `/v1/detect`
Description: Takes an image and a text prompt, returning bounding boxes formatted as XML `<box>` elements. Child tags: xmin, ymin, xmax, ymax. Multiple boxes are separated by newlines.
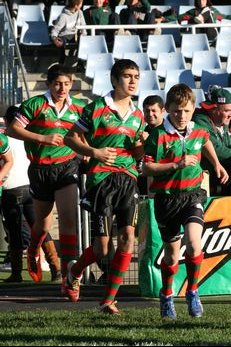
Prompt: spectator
<box><xmin>143</xmin><ymin>84</ymin><xmax>228</xmax><ymax>319</ymax></box>
<box><xmin>137</xmin><ymin>95</ymin><xmax>165</xmax><ymax>196</ymax></box>
<box><xmin>83</xmin><ymin>0</ymin><xmax>121</xmax><ymax>45</ymax></box>
<box><xmin>50</xmin><ymin>0</ymin><xmax>86</xmax><ymax>71</ymax></box>
<box><xmin>178</xmin><ymin>0</ymin><xmax>231</xmax><ymax>43</ymax></box>
<box><xmin>193</xmin><ymin>85</ymin><xmax>231</xmax><ymax>196</ymax></box>
<box><xmin>143</xmin><ymin>94</ymin><xmax>165</xmax><ymax>133</ymax></box>
<box><xmin>63</xmin><ymin>59</ymin><xmax>144</xmax><ymax>313</ymax></box>
<box><xmin>119</xmin><ymin>0</ymin><xmax>153</xmax><ymax>38</ymax></box>
<box><xmin>6</xmin><ymin>64</ymin><xmax>86</xmax><ymax>298</ymax></box>
<box><xmin>1</xmin><ymin>105</ymin><xmax>61</xmax><ymax>283</ymax></box>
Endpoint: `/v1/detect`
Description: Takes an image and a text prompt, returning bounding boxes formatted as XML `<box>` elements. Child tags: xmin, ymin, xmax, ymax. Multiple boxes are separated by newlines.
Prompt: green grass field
<box><xmin>0</xmin><ymin>303</ymin><xmax>231</xmax><ymax>346</ymax></box>
<box><xmin>1</xmin><ymin>252</ymin><xmax>231</xmax><ymax>346</ymax></box>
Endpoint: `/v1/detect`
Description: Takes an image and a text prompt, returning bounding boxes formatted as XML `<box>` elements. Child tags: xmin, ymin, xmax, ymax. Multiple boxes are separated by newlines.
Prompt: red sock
<box><xmin>160</xmin><ymin>259</ymin><xmax>178</xmax><ymax>297</ymax></box>
<box><xmin>28</xmin><ymin>229</ymin><xmax>47</xmax><ymax>257</ymax></box>
<box><xmin>59</xmin><ymin>234</ymin><xmax>78</xmax><ymax>277</ymax></box>
<box><xmin>185</xmin><ymin>252</ymin><xmax>204</xmax><ymax>292</ymax></box>
<box><xmin>71</xmin><ymin>245</ymin><xmax>97</xmax><ymax>278</ymax></box>
<box><xmin>100</xmin><ymin>249</ymin><xmax>132</xmax><ymax>306</ymax></box>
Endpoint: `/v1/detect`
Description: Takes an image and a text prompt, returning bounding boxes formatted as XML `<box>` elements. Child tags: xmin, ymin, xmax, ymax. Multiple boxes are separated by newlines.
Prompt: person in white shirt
<box><xmin>2</xmin><ymin>105</ymin><xmax>61</xmax><ymax>283</ymax></box>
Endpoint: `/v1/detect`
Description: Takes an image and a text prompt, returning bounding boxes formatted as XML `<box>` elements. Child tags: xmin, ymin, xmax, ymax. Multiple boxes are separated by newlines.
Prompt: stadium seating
<box><xmin>16</xmin><ymin>4</ymin><xmax>45</xmax><ymax>28</ymax></box>
<box><xmin>112</xmin><ymin>35</ymin><xmax>143</xmax><ymax>60</ymax></box>
<box><xmin>181</xmin><ymin>33</ymin><xmax>210</xmax><ymax>59</ymax></box>
<box><xmin>192</xmin><ymin>88</ymin><xmax>206</xmax><ymax>108</ymax></box>
<box><xmin>85</xmin><ymin>52</ymin><xmax>114</xmax><ymax>79</ymax></box>
<box><xmin>226</xmin><ymin>52</ymin><xmax>231</xmax><ymax>73</ymax></box>
<box><xmin>78</xmin><ymin>35</ymin><xmax>108</xmax><ymax>61</ymax></box>
<box><xmin>156</xmin><ymin>52</ymin><xmax>186</xmax><ymax>78</ymax></box>
<box><xmin>123</xmin><ymin>53</ymin><xmax>152</xmax><ymax>71</ymax></box>
<box><xmin>136</xmin><ymin>70</ymin><xmax>160</xmax><ymax>95</ymax></box>
<box><xmin>19</xmin><ymin>21</ymin><xmax>51</xmax><ymax>46</ymax></box>
<box><xmin>216</xmin><ymin>32</ymin><xmax>231</xmax><ymax>59</ymax></box>
<box><xmin>213</xmin><ymin>6</ymin><xmax>231</xmax><ymax>16</ymax></box>
<box><xmin>200</xmin><ymin>69</ymin><xmax>229</xmax><ymax>92</ymax></box>
<box><xmin>191</xmin><ymin>50</ymin><xmax>222</xmax><ymax>78</ymax></box>
<box><xmin>92</xmin><ymin>69</ymin><xmax>112</xmax><ymax>96</ymax></box>
<box><xmin>165</xmin><ymin>69</ymin><xmax>196</xmax><ymax>92</ymax></box>
<box><xmin>146</xmin><ymin>34</ymin><xmax>176</xmax><ymax>61</ymax></box>
<box><xmin>48</xmin><ymin>5</ymin><xmax>65</xmax><ymax>27</ymax></box>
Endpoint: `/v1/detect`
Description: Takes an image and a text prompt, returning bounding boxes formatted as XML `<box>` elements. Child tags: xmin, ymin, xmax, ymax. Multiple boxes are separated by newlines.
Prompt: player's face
<box><xmin>48</xmin><ymin>76</ymin><xmax>73</xmax><ymax>103</ymax></box>
<box><xmin>144</xmin><ymin>103</ymin><xmax>164</xmax><ymax>128</ymax></box>
<box><xmin>167</xmin><ymin>100</ymin><xmax>195</xmax><ymax>130</ymax></box>
<box><xmin>114</xmin><ymin>68</ymin><xmax>140</xmax><ymax>97</ymax></box>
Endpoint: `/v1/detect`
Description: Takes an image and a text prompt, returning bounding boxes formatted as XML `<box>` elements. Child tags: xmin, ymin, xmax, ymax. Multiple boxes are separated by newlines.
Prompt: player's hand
<box><xmin>177</xmin><ymin>154</ymin><xmax>198</xmax><ymax>169</ymax></box>
<box><xmin>42</xmin><ymin>134</ymin><xmax>64</xmax><ymax>146</ymax></box>
<box><xmin>94</xmin><ymin>147</ymin><xmax>117</xmax><ymax>165</ymax></box>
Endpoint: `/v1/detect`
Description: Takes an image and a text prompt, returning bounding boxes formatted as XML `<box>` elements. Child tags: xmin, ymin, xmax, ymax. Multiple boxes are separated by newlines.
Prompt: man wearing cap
<box><xmin>193</xmin><ymin>85</ymin><xmax>231</xmax><ymax>195</ymax></box>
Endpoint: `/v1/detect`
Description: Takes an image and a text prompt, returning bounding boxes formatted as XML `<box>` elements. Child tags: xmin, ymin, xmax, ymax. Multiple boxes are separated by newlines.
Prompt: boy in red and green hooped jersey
<box><xmin>143</xmin><ymin>84</ymin><xmax>228</xmax><ymax>320</ymax></box>
<box><xmin>7</xmin><ymin>64</ymin><xmax>86</xmax><ymax>298</ymax></box>
<box><xmin>64</xmin><ymin>59</ymin><xmax>145</xmax><ymax>313</ymax></box>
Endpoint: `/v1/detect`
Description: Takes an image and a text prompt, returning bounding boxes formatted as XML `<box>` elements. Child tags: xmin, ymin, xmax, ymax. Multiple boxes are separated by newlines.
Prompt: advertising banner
<box><xmin>138</xmin><ymin>196</ymin><xmax>231</xmax><ymax>297</ymax></box>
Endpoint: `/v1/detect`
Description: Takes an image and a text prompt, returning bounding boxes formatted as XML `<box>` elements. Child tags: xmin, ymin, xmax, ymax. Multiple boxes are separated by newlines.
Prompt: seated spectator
<box><xmin>83</xmin><ymin>0</ymin><xmax>121</xmax><ymax>45</ymax></box>
<box><xmin>193</xmin><ymin>85</ymin><xmax>231</xmax><ymax>195</ymax></box>
<box><xmin>178</xmin><ymin>0</ymin><xmax>231</xmax><ymax>43</ymax></box>
<box><xmin>50</xmin><ymin>0</ymin><xmax>86</xmax><ymax>70</ymax></box>
<box><xmin>119</xmin><ymin>0</ymin><xmax>154</xmax><ymax>39</ymax></box>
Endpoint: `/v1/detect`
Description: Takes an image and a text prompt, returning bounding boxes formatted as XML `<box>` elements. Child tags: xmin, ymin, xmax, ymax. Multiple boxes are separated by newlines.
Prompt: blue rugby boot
<box><xmin>186</xmin><ymin>290</ymin><xmax>203</xmax><ymax>317</ymax></box>
<box><xmin>159</xmin><ymin>292</ymin><xmax>177</xmax><ymax>319</ymax></box>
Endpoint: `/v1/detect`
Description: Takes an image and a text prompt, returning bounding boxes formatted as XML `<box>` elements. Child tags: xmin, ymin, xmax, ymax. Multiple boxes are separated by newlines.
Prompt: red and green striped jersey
<box><xmin>76</xmin><ymin>94</ymin><xmax>144</xmax><ymax>189</ymax></box>
<box><xmin>0</xmin><ymin>133</ymin><xmax>10</xmax><ymax>196</ymax></box>
<box><xmin>16</xmin><ymin>91</ymin><xmax>86</xmax><ymax>165</ymax></box>
<box><xmin>144</xmin><ymin>116</ymin><xmax>209</xmax><ymax>194</ymax></box>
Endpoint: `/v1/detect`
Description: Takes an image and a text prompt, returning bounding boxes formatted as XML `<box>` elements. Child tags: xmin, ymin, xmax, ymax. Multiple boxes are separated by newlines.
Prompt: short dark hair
<box><xmin>3</xmin><ymin>105</ymin><xmax>20</xmax><ymax>125</ymax></box>
<box><xmin>47</xmin><ymin>64</ymin><xmax>73</xmax><ymax>83</ymax></box>
<box><xmin>143</xmin><ymin>95</ymin><xmax>164</xmax><ymax>110</ymax></box>
<box><xmin>194</xmin><ymin>0</ymin><xmax>213</xmax><ymax>8</ymax></box>
<box><xmin>166</xmin><ymin>83</ymin><xmax>196</xmax><ymax>108</ymax></box>
<box><xmin>110</xmin><ymin>59</ymin><xmax>139</xmax><ymax>87</ymax></box>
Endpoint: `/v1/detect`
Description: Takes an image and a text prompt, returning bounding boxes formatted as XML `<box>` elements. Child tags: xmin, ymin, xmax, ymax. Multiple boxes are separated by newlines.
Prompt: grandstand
<box><xmin>0</xmin><ymin>1</ymin><xmax>231</xmax><ymax>285</ymax></box>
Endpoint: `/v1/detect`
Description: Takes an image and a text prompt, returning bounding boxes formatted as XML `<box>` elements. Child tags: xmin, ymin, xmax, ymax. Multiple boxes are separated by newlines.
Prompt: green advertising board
<box><xmin>138</xmin><ymin>196</ymin><xmax>231</xmax><ymax>298</ymax></box>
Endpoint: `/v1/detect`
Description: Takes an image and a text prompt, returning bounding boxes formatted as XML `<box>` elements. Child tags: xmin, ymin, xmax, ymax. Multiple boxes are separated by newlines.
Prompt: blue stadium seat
<box><xmin>181</xmin><ymin>33</ymin><xmax>210</xmax><ymax>59</ymax></box>
<box><xmin>16</xmin><ymin>4</ymin><xmax>45</xmax><ymax>28</ymax></box>
<box><xmin>146</xmin><ymin>34</ymin><xmax>176</xmax><ymax>60</ymax></box>
<box><xmin>123</xmin><ymin>53</ymin><xmax>152</xmax><ymax>71</ymax></box>
<box><xmin>112</xmin><ymin>35</ymin><xmax>143</xmax><ymax>60</ymax></box>
<box><xmin>136</xmin><ymin>70</ymin><xmax>160</xmax><ymax>96</ymax></box>
<box><xmin>48</xmin><ymin>5</ymin><xmax>65</xmax><ymax>27</ymax></box>
<box><xmin>213</xmin><ymin>6</ymin><xmax>231</xmax><ymax>16</ymax></box>
<box><xmin>216</xmin><ymin>33</ymin><xmax>231</xmax><ymax>59</ymax></box>
<box><xmin>78</xmin><ymin>35</ymin><xmax>108</xmax><ymax>61</ymax></box>
<box><xmin>19</xmin><ymin>21</ymin><xmax>51</xmax><ymax>46</ymax></box>
<box><xmin>191</xmin><ymin>50</ymin><xmax>222</xmax><ymax>78</ymax></box>
<box><xmin>115</xmin><ymin>5</ymin><xmax>127</xmax><ymax>14</ymax></box>
<box><xmin>85</xmin><ymin>53</ymin><xmax>115</xmax><ymax>79</ymax></box>
<box><xmin>156</xmin><ymin>52</ymin><xmax>186</xmax><ymax>78</ymax></box>
<box><xmin>165</xmin><ymin>69</ymin><xmax>196</xmax><ymax>92</ymax></box>
<box><xmin>178</xmin><ymin>5</ymin><xmax>194</xmax><ymax>15</ymax></box>
<box><xmin>192</xmin><ymin>89</ymin><xmax>206</xmax><ymax>108</ymax></box>
<box><xmin>200</xmin><ymin>69</ymin><xmax>229</xmax><ymax>92</ymax></box>
<box><xmin>92</xmin><ymin>69</ymin><xmax>113</xmax><ymax>96</ymax></box>
<box><xmin>226</xmin><ymin>52</ymin><xmax>231</xmax><ymax>74</ymax></box>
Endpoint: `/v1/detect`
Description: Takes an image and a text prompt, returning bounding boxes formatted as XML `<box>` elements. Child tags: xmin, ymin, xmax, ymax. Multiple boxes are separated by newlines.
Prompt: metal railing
<box><xmin>0</xmin><ymin>1</ymin><xmax>30</xmax><ymax>107</ymax></box>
